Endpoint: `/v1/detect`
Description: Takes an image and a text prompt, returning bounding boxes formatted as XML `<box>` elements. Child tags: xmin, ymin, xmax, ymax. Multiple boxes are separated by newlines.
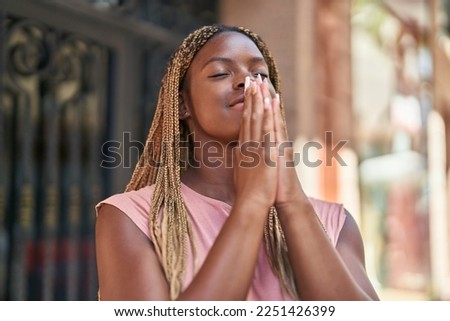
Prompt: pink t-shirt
<box><xmin>96</xmin><ymin>183</ymin><xmax>346</xmax><ymax>300</ymax></box>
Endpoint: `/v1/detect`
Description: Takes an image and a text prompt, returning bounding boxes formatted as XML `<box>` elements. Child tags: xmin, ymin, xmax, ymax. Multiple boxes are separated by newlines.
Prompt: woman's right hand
<box><xmin>233</xmin><ymin>75</ymin><xmax>278</xmax><ymax>210</ymax></box>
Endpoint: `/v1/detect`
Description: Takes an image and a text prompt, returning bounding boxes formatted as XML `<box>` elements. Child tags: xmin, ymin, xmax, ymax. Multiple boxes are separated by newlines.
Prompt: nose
<box><xmin>236</xmin><ymin>75</ymin><xmax>255</xmax><ymax>90</ymax></box>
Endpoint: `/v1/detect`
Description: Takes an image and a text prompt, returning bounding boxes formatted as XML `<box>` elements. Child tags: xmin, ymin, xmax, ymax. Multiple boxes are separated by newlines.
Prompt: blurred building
<box><xmin>353</xmin><ymin>0</ymin><xmax>450</xmax><ymax>300</ymax></box>
<box><xmin>0</xmin><ymin>0</ymin><xmax>449</xmax><ymax>300</ymax></box>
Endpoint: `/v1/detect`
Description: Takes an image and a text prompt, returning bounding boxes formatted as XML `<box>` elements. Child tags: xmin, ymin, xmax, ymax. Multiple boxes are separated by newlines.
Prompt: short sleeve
<box><xmin>95</xmin><ymin>185</ymin><xmax>154</xmax><ymax>240</ymax></box>
<box><xmin>308</xmin><ymin>197</ymin><xmax>347</xmax><ymax>247</ymax></box>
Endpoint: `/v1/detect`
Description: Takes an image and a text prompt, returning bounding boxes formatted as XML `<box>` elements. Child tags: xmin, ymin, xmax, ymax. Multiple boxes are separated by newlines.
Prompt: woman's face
<box><xmin>181</xmin><ymin>31</ymin><xmax>273</xmax><ymax>144</ymax></box>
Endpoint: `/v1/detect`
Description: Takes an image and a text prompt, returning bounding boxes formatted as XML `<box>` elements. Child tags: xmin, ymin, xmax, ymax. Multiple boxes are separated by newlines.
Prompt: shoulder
<box><xmin>307</xmin><ymin>197</ymin><xmax>347</xmax><ymax>247</ymax></box>
<box><xmin>334</xmin><ymin>209</ymin><xmax>380</xmax><ymax>300</ymax></box>
<box><xmin>96</xmin><ymin>185</ymin><xmax>155</xmax><ymax>215</ymax></box>
<box><xmin>307</xmin><ymin>199</ymin><xmax>371</xmax><ymax>285</ymax></box>
<box><xmin>306</xmin><ymin>198</ymin><xmax>364</xmax><ymax>256</ymax></box>
<box><xmin>95</xmin><ymin>185</ymin><xmax>155</xmax><ymax>240</ymax></box>
<box><xmin>336</xmin><ymin>208</ymin><xmax>365</xmax><ymax>256</ymax></box>
<box><xmin>95</xmin><ymin>194</ymin><xmax>171</xmax><ymax>300</ymax></box>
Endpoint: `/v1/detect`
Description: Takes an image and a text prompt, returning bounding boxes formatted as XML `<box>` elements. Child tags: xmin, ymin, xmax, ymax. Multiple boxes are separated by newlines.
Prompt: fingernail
<box><xmin>257</xmin><ymin>74</ymin><xmax>262</xmax><ymax>84</ymax></box>
<box><xmin>275</xmin><ymin>93</ymin><xmax>280</xmax><ymax>102</ymax></box>
<box><xmin>264</xmin><ymin>97</ymin><xmax>271</xmax><ymax>110</ymax></box>
<box><xmin>251</xmin><ymin>82</ymin><xmax>257</xmax><ymax>95</ymax></box>
<box><xmin>244</xmin><ymin>76</ymin><xmax>251</xmax><ymax>94</ymax></box>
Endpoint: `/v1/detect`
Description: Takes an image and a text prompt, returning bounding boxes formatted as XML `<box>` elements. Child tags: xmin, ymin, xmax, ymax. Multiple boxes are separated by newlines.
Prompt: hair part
<box><xmin>125</xmin><ymin>24</ymin><xmax>298</xmax><ymax>299</ymax></box>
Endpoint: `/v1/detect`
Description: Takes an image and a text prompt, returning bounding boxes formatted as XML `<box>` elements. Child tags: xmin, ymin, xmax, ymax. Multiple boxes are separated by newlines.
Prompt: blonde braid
<box><xmin>125</xmin><ymin>24</ymin><xmax>298</xmax><ymax>299</ymax></box>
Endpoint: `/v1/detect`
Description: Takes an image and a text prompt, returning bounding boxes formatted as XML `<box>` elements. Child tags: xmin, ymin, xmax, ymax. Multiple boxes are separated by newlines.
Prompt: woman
<box><xmin>95</xmin><ymin>24</ymin><xmax>379</xmax><ymax>301</ymax></box>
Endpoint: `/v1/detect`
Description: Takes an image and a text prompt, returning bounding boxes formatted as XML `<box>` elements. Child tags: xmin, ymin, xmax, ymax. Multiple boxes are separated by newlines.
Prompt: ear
<box><xmin>178</xmin><ymin>92</ymin><xmax>191</xmax><ymax>120</ymax></box>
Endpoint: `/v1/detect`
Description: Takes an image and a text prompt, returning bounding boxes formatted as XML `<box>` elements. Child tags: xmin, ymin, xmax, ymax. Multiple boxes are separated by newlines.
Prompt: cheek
<box><xmin>190</xmin><ymin>86</ymin><xmax>226</xmax><ymax>113</ymax></box>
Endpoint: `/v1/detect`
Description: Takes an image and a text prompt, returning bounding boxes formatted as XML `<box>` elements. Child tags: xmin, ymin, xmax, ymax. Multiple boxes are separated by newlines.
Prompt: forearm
<box><xmin>277</xmin><ymin>200</ymin><xmax>371</xmax><ymax>300</ymax></box>
<box><xmin>178</xmin><ymin>200</ymin><xmax>269</xmax><ymax>300</ymax></box>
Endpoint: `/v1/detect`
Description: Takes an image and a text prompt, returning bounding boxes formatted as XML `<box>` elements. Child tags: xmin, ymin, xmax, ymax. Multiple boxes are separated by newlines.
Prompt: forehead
<box><xmin>191</xmin><ymin>31</ymin><xmax>264</xmax><ymax>67</ymax></box>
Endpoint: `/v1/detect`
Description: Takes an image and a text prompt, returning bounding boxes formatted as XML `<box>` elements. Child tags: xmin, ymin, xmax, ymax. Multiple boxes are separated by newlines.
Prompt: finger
<box><xmin>261</xmin><ymin>78</ymin><xmax>275</xmax><ymax>137</ymax></box>
<box><xmin>261</xmin><ymin>80</ymin><xmax>276</xmax><ymax>165</ymax></box>
<box><xmin>266</xmin><ymin>78</ymin><xmax>277</xmax><ymax>99</ymax></box>
<box><xmin>240</xmin><ymin>76</ymin><xmax>252</xmax><ymax>143</ymax></box>
<box><xmin>250</xmin><ymin>77</ymin><xmax>263</xmax><ymax>142</ymax></box>
<box><xmin>273</xmin><ymin>93</ymin><xmax>287</xmax><ymax>144</ymax></box>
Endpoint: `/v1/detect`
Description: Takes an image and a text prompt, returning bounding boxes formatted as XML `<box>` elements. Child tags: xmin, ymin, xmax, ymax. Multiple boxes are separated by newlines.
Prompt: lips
<box><xmin>229</xmin><ymin>94</ymin><xmax>245</xmax><ymax>108</ymax></box>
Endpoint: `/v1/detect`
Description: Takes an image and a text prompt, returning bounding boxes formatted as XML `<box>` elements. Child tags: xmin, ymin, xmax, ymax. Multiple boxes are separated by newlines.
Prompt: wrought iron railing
<box><xmin>0</xmin><ymin>0</ymin><xmax>216</xmax><ymax>300</ymax></box>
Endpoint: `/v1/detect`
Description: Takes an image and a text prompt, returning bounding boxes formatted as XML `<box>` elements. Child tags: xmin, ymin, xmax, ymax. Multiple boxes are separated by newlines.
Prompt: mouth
<box><xmin>229</xmin><ymin>95</ymin><xmax>245</xmax><ymax>108</ymax></box>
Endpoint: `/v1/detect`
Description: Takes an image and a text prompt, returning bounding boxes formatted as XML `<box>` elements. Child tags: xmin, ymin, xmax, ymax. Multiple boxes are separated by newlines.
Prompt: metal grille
<box><xmin>1</xmin><ymin>14</ymin><xmax>112</xmax><ymax>301</ymax></box>
<box><xmin>0</xmin><ymin>0</ymin><xmax>217</xmax><ymax>300</ymax></box>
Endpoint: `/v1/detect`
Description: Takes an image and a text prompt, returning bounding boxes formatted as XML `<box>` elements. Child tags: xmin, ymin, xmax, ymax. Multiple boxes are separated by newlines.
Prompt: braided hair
<box><xmin>125</xmin><ymin>24</ymin><xmax>297</xmax><ymax>300</ymax></box>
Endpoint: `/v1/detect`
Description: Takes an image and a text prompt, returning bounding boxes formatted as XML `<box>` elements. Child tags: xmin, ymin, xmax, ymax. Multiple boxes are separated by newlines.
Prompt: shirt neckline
<box><xmin>180</xmin><ymin>182</ymin><xmax>232</xmax><ymax>210</ymax></box>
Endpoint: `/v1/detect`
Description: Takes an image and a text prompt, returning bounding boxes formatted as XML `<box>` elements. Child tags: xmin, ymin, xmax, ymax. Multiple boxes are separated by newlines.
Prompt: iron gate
<box><xmin>0</xmin><ymin>0</ymin><xmax>217</xmax><ymax>300</ymax></box>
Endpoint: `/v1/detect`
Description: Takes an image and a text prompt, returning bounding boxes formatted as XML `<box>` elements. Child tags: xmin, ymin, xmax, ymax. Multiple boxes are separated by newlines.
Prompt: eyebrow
<box><xmin>201</xmin><ymin>56</ymin><xmax>266</xmax><ymax>70</ymax></box>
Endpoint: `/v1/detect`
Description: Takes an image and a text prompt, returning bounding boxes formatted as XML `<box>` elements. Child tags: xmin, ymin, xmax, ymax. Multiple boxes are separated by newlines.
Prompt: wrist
<box><xmin>234</xmin><ymin>189</ymin><xmax>274</xmax><ymax>212</ymax></box>
<box><xmin>231</xmin><ymin>197</ymin><xmax>272</xmax><ymax>226</ymax></box>
<box><xmin>275</xmin><ymin>196</ymin><xmax>314</xmax><ymax>223</ymax></box>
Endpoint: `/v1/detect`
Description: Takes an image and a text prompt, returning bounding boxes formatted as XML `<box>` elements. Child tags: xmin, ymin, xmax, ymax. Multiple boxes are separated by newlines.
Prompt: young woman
<box><xmin>95</xmin><ymin>24</ymin><xmax>379</xmax><ymax>301</ymax></box>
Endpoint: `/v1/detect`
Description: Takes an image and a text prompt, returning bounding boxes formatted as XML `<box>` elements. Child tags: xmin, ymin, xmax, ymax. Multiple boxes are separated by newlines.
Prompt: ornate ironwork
<box><xmin>1</xmin><ymin>16</ymin><xmax>109</xmax><ymax>300</ymax></box>
<box><xmin>0</xmin><ymin>0</ymin><xmax>217</xmax><ymax>301</ymax></box>
<box><xmin>86</xmin><ymin>0</ymin><xmax>217</xmax><ymax>32</ymax></box>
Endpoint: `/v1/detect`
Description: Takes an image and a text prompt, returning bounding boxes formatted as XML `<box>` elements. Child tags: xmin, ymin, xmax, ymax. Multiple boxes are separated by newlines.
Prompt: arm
<box><xmin>335</xmin><ymin>209</ymin><xmax>380</xmax><ymax>300</ymax></box>
<box><xmin>95</xmin><ymin>204</ymin><xmax>171</xmax><ymax>300</ymax></box>
<box><xmin>261</xmin><ymin>79</ymin><xmax>379</xmax><ymax>300</ymax></box>
<box><xmin>179</xmin><ymin>200</ymin><xmax>269</xmax><ymax>300</ymax></box>
<box><xmin>277</xmin><ymin>201</ymin><xmax>379</xmax><ymax>300</ymax></box>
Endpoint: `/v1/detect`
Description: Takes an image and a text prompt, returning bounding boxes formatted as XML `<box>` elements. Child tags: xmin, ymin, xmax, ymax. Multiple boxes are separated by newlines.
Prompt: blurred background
<box><xmin>0</xmin><ymin>0</ymin><xmax>449</xmax><ymax>301</ymax></box>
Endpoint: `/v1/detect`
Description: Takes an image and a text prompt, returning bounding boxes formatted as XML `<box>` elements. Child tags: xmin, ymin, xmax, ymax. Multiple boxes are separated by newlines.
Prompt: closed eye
<box><xmin>253</xmin><ymin>72</ymin><xmax>269</xmax><ymax>79</ymax></box>
<box><xmin>209</xmin><ymin>73</ymin><xmax>230</xmax><ymax>78</ymax></box>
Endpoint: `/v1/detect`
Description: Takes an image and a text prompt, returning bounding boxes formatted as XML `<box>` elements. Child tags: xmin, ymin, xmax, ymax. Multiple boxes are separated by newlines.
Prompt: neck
<box><xmin>181</xmin><ymin>142</ymin><xmax>236</xmax><ymax>205</ymax></box>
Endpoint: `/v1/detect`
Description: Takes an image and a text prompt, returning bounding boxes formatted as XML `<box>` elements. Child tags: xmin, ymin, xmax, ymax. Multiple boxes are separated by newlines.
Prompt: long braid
<box><xmin>125</xmin><ymin>24</ymin><xmax>297</xmax><ymax>300</ymax></box>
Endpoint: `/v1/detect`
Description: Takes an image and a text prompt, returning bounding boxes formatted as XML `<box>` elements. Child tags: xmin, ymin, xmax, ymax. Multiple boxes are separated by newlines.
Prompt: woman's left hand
<box><xmin>260</xmin><ymin>80</ymin><xmax>308</xmax><ymax>211</ymax></box>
